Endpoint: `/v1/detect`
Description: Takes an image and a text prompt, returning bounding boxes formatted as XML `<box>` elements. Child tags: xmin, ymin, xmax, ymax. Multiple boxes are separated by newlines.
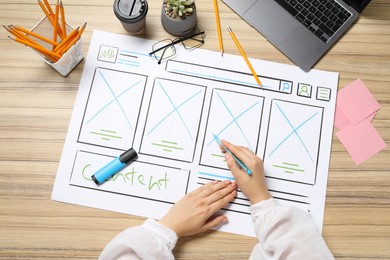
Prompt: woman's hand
<box><xmin>159</xmin><ymin>180</ymin><xmax>237</xmax><ymax>237</ymax></box>
<box><xmin>222</xmin><ymin>139</ymin><xmax>271</xmax><ymax>204</ymax></box>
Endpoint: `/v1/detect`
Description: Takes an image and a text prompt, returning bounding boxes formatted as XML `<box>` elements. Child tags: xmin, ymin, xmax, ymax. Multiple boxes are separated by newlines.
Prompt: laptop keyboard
<box><xmin>275</xmin><ymin>0</ymin><xmax>352</xmax><ymax>42</ymax></box>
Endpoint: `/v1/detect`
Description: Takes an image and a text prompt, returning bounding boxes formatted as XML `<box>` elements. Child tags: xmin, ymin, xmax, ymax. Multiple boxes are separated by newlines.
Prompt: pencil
<box><xmin>214</xmin><ymin>0</ymin><xmax>223</xmax><ymax>56</ymax></box>
<box><xmin>11</xmin><ymin>25</ymin><xmax>58</xmax><ymax>46</ymax></box>
<box><xmin>227</xmin><ymin>26</ymin><xmax>263</xmax><ymax>88</ymax></box>
<box><xmin>53</xmin><ymin>0</ymin><xmax>60</xmax><ymax>44</ymax></box>
<box><xmin>56</xmin><ymin>22</ymin><xmax>86</xmax><ymax>54</ymax></box>
<box><xmin>58</xmin><ymin>34</ymin><xmax>79</xmax><ymax>55</ymax></box>
<box><xmin>59</xmin><ymin>0</ymin><xmax>66</xmax><ymax>38</ymax></box>
<box><xmin>9</xmin><ymin>36</ymin><xmax>60</xmax><ymax>62</ymax></box>
<box><xmin>53</xmin><ymin>26</ymin><xmax>79</xmax><ymax>53</ymax></box>
<box><xmin>77</xmin><ymin>22</ymin><xmax>87</xmax><ymax>38</ymax></box>
<box><xmin>38</xmin><ymin>0</ymin><xmax>54</xmax><ymax>24</ymax></box>
<box><xmin>42</xmin><ymin>0</ymin><xmax>54</xmax><ymax>18</ymax></box>
<box><xmin>4</xmin><ymin>26</ymin><xmax>39</xmax><ymax>46</ymax></box>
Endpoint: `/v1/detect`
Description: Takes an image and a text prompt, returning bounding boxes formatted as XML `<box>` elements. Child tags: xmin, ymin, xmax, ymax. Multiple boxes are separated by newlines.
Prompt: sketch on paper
<box><xmin>78</xmin><ymin>67</ymin><xmax>147</xmax><ymax>150</ymax></box>
<box><xmin>52</xmin><ymin>31</ymin><xmax>338</xmax><ymax>237</ymax></box>
<box><xmin>140</xmin><ymin>78</ymin><xmax>206</xmax><ymax>162</ymax></box>
<box><xmin>200</xmin><ymin>89</ymin><xmax>264</xmax><ymax>169</ymax></box>
<box><xmin>264</xmin><ymin>100</ymin><xmax>323</xmax><ymax>185</ymax></box>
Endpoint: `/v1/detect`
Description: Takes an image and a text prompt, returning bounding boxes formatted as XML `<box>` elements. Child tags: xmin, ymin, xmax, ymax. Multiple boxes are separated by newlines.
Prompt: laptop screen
<box><xmin>345</xmin><ymin>0</ymin><xmax>371</xmax><ymax>13</ymax></box>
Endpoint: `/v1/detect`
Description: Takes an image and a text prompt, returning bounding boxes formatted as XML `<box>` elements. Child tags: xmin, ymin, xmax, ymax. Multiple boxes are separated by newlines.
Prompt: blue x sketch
<box><xmin>207</xmin><ymin>91</ymin><xmax>259</xmax><ymax>150</ymax></box>
<box><xmin>146</xmin><ymin>80</ymin><xmax>202</xmax><ymax>141</ymax></box>
<box><xmin>86</xmin><ymin>69</ymin><xmax>143</xmax><ymax>130</ymax></box>
<box><xmin>267</xmin><ymin>101</ymin><xmax>319</xmax><ymax>162</ymax></box>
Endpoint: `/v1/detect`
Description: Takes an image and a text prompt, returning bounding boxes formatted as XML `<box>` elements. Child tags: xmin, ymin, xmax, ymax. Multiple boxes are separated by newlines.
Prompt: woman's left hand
<box><xmin>159</xmin><ymin>180</ymin><xmax>237</xmax><ymax>237</ymax></box>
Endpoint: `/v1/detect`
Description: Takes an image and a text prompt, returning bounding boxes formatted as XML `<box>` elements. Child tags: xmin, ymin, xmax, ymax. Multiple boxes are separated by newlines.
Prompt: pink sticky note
<box><xmin>334</xmin><ymin>106</ymin><xmax>376</xmax><ymax>130</ymax></box>
<box><xmin>337</xmin><ymin>79</ymin><xmax>380</xmax><ymax>125</ymax></box>
<box><xmin>336</xmin><ymin>121</ymin><xmax>386</xmax><ymax>165</ymax></box>
<box><xmin>334</xmin><ymin>105</ymin><xmax>351</xmax><ymax>130</ymax></box>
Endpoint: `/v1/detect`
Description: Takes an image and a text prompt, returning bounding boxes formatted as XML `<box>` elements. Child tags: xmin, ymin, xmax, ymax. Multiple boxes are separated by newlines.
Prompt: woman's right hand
<box><xmin>222</xmin><ymin>140</ymin><xmax>272</xmax><ymax>204</ymax></box>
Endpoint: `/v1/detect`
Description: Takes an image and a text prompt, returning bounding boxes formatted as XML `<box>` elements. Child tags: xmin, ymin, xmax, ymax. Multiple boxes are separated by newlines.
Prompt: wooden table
<box><xmin>1</xmin><ymin>1</ymin><xmax>389</xmax><ymax>259</ymax></box>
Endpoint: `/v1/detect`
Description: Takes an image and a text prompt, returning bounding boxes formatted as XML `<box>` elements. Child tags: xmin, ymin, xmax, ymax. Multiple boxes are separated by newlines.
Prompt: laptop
<box><xmin>222</xmin><ymin>0</ymin><xmax>371</xmax><ymax>71</ymax></box>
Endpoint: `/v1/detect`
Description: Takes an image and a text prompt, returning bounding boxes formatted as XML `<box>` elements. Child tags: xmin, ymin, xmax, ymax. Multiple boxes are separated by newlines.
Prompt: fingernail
<box><xmin>221</xmin><ymin>217</ymin><xmax>228</xmax><ymax>224</ymax></box>
<box><xmin>223</xmin><ymin>180</ymin><xmax>231</xmax><ymax>185</ymax></box>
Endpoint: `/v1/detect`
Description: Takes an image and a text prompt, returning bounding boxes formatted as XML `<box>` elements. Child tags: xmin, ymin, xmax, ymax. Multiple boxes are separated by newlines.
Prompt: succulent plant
<box><xmin>164</xmin><ymin>0</ymin><xmax>195</xmax><ymax>19</ymax></box>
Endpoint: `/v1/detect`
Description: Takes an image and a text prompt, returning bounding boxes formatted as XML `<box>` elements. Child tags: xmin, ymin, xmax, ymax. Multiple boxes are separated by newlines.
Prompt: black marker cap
<box><xmin>119</xmin><ymin>148</ymin><xmax>138</xmax><ymax>164</ymax></box>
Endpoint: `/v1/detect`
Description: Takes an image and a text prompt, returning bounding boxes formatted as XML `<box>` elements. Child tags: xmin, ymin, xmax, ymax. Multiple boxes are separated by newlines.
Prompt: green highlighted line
<box><xmin>152</xmin><ymin>143</ymin><xmax>183</xmax><ymax>150</ymax></box>
<box><xmin>273</xmin><ymin>165</ymin><xmax>305</xmax><ymax>172</ymax></box>
<box><xmin>100</xmin><ymin>129</ymin><xmax>117</xmax><ymax>134</ymax></box>
<box><xmin>90</xmin><ymin>131</ymin><xmax>122</xmax><ymax>139</ymax></box>
<box><xmin>161</xmin><ymin>140</ymin><xmax>178</xmax><ymax>145</ymax></box>
<box><xmin>211</xmin><ymin>153</ymin><xmax>225</xmax><ymax>158</ymax></box>
<box><xmin>282</xmin><ymin>162</ymin><xmax>299</xmax><ymax>167</ymax></box>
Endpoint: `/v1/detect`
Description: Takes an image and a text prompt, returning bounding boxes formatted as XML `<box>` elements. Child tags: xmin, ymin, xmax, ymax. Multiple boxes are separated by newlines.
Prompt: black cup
<box><xmin>114</xmin><ymin>0</ymin><xmax>148</xmax><ymax>33</ymax></box>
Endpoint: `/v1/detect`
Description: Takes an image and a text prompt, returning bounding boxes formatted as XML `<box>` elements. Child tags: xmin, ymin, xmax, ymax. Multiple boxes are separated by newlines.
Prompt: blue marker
<box><xmin>213</xmin><ymin>134</ymin><xmax>252</xmax><ymax>175</ymax></box>
<box><xmin>91</xmin><ymin>148</ymin><xmax>138</xmax><ymax>185</ymax></box>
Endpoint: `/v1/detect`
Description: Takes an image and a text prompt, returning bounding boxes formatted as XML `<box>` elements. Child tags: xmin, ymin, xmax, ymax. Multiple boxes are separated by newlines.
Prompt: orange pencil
<box><xmin>38</xmin><ymin>0</ymin><xmax>64</xmax><ymax>38</ymax></box>
<box><xmin>77</xmin><ymin>22</ymin><xmax>87</xmax><ymax>38</ymax></box>
<box><xmin>12</xmin><ymin>25</ymin><xmax>58</xmax><ymax>46</ymax></box>
<box><xmin>53</xmin><ymin>0</ymin><xmax>60</xmax><ymax>44</ymax></box>
<box><xmin>214</xmin><ymin>0</ymin><xmax>224</xmax><ymax>56</ymax></box>
<box><xmin>59</xmin><ymin>34</ymin><xmax>79</xmax><ymax>55</ymax></box>
<box><xmin>227</xmin><ymin>26</ymin><xmax>263</xmax><ymax>88</ymax></box>
<box><xmin>53</xmin><ymin>26</ymin><xmax>79</xmax><ymax>52</ymax></box>
<box><xmin>56</xmin><ymin>22</ymin><xmax>86</xmax><ymax>54</ymax></box>
<box><xmin>38</xmin><ymin>0</ymin><xmax>54</xmax><ymax>24</ymax></box>
<box><xmin>59</xmin><ymin>0</ymin><xmax>66</xmax><ymax>38</ymax></box>
<box><xmin>9</xmin><ymin>36</ymin><xmax>60</xmax><ymax>62</ymax></box>
<box><xmin>42</xmin><ymin>0</ymin><xmax>54</xmax><ymax>17</ymax></box>
<box><xmin>4</xmin><ymin>26</ymin><xmax>39</xmax><ymax>46</ymax></box>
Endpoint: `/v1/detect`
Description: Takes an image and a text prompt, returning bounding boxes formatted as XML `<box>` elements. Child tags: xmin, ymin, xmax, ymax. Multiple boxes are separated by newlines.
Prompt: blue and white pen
<box><xmin>91</xmin><ymin>148</ymin><xmax>138</xmax><ymax>185</ymax></box>
<box><xmin>213</xmin><ymin>134</ymin><xmax>252</xmax><ymax>175</ymax></box>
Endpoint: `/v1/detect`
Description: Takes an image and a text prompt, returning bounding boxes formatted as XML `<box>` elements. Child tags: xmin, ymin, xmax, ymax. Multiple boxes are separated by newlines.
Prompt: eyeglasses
<box><xmin>149</xmin><ymin>30</ymin><xmax>205</xmax><ymax>64</ymax></box>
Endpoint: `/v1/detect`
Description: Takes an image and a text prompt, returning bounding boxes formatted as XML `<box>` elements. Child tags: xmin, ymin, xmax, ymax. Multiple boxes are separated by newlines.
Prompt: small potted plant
<box><xmin>161</xmin><ymin>0</ymin><xmax>197</xmax><ymax>37</ymax></box>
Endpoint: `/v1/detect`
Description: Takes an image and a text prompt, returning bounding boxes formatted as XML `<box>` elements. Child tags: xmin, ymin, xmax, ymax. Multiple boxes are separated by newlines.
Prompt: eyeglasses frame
<box><xmin>149</xmin><ymin>30</ymin><xmax>205</xmax><ymax>64</ymax></box>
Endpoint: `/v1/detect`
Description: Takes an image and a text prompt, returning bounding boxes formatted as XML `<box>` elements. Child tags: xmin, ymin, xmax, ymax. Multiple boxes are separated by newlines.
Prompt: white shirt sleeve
<box><xmin>249</xmin><ymin>198</ymin><xmax>334</xmax><ymax>260</ymax></box>
<box><xmin>99</xmin><ymin>199</ymin><xmax>333</xmax><ymax>260</ymax></box>
<box><xmin>98</xmin><ymin>218</ymin><xmax>178</xmax><ymax>260</ymax></box>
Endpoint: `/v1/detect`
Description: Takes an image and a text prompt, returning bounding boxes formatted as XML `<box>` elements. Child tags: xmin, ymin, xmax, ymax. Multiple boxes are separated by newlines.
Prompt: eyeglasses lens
<box><xmin>182</xmin><ymin>32</ymin><xmax>205</xmax><ymax>50</ymax></box>
<box><xmin>152</xmin><ymin>39</ymin><xmax>176</xmax><ymax>61</ymax></box>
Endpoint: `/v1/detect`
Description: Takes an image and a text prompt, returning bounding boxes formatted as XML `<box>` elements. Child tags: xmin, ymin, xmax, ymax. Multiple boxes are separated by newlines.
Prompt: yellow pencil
<box><xmin>214</xmin><ymin>0</ymin><xmax>223</xmax><ymax>56</ymax></box>
<box><xmin>4</xmin><ymin>26</ymin><xmax>39</xmax><ymax>46</ymax></box>
<box><xmin>227</xmin><ymin>26</ymin><xmax>263</xmax><ymax>88</ymax></box>
<box><xmin>53</xmin><ymin>26</ymin><xmax>79</xmax><ymax>53</ymax></box>
<box><xmin>12</xmin><ymin>25</ymin><xmax>58</xmax><ymax>46</ymax></box>
<box><xmin>77</xmin><ymin>22</ymin><xmax>87</xmax><ymax>38</ymax></box>
<box><xmin>9</xmin><ymin>36</ymin><xmax>60</xmax><ymax>62</ymax></box>
<box><xmin>53</xmin><ymin>0</ymin><xmax>60</xmax><ymax>44</ymax></box>
<box><xmin>59</xmin><ymin>34</ymin><xmax>79</xmax><ymax>55</ymax></box>
<box><xmin>59</xmin><ymin>0</ymin><xmax>66</xmax><ymax>38</ymax></box>
<box><xmin>42</xmin><ymin>0</ymin><xmax>54</xmax><ymax>17</ymax></box>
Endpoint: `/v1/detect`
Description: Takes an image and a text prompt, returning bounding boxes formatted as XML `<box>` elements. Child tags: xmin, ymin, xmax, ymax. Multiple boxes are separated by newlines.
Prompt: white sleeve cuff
<box><xmin>142</xmin><ymin>218</ymin><xmax>178</xmax><ymax>251</ymax></box>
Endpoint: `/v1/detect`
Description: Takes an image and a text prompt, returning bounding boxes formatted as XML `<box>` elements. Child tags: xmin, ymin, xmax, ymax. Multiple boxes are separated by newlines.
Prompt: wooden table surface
<box><xmin>0</xmin><ymin>0</ymin><xmax>389</xmax><ymax>259</ymax></box>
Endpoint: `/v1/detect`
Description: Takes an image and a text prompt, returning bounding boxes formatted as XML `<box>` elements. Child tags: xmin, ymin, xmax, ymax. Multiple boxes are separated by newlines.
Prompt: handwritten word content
<box><xmin>82</xmin><ymin>164</ymin><xmax>169</xmax><ymax>191</ymax></box>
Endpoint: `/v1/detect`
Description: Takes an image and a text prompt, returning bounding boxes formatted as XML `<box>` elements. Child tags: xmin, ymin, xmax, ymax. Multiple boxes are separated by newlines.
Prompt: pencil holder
<box><xmin>30</xmin><ymin>16</ymin><xmax>84</xmax><ymax>77</ymax></box>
